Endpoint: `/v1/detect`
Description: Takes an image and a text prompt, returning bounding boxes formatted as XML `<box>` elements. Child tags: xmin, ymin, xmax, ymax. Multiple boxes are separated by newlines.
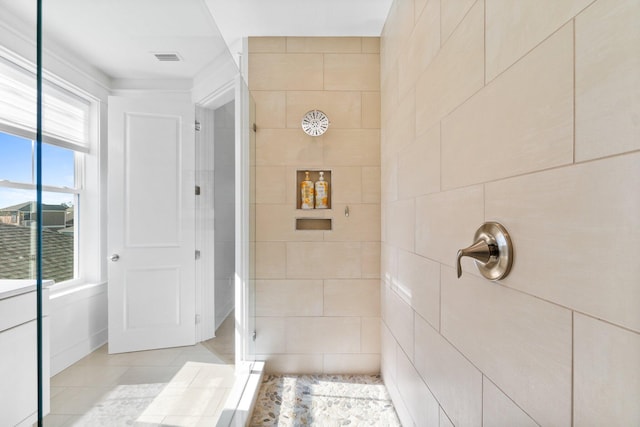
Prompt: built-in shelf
<box><xmin>296</xmin><ymin>218</ymin><xmax>332</xmax><ymax>231</ymax></box>
<box><xmin>296</xmin><ymin>169</ymin><xmax>332</xmax><ymax>210</ymax></box>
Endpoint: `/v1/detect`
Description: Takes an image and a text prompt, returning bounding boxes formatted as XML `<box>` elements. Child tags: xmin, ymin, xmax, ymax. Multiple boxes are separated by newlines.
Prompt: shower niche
<box><xmin>295</xmin><ymin>169</ymin><xmax>332</xmax><ymax>231</ymax></box>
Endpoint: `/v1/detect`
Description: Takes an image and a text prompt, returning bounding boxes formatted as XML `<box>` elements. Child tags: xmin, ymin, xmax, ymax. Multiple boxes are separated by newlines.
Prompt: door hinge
<box><xmin>195</xmin><ymin>314</ymin><xmax>201</xmax><ymax>324</ymax></box>
<box><xmin>195</xmin><ymin>185</ymin><xmax>201</xmax><ymax>196</ymax></box>
<box><xmin>252</xmin><ymin>330</ymin><xmax>257</xmax><ymax>341</ymax></box>
<box><xmin>195</xmin><ymin>120</ymin><xmax>201</xmax><ymax>131</ymax></box>
<box><xmin>195</xmin><ymin>250</ymin><xmax>201</xmax><ymax>260</ymax></box>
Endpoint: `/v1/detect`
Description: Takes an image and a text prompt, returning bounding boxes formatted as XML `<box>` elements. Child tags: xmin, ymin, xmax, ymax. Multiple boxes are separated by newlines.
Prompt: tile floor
<box><xmin>40</xmin><ymin>312</ymin><xmax>235</xmax><ymax>427</ymax></box>
<box><xmin>250</xmin><ymin>374</ymin><xmax>401</xmax><ymax>426</ymax></box>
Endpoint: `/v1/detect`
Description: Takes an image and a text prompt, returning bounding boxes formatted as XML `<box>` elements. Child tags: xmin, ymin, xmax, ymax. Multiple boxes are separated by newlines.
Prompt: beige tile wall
<box><xmin>381</xmin><ymin>0</ymin><xmax>640</xmax><ymax>426</ymax></box>
<box><xmin>248</xmin><ymin>37</ymin><xmax>381</xmax><ymax>374</ymax></box>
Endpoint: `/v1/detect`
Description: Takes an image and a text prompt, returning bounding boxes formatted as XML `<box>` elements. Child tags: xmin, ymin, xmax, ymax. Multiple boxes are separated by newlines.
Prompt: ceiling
<box><xmin>205</xmin><ymin>0</ymin><xmax>394</xmax><ymax>57</ymax></box>
<box><xmin>0</xmin><ymin>0</ymin><xmax>392</xmax><ymax>82</ymax></box>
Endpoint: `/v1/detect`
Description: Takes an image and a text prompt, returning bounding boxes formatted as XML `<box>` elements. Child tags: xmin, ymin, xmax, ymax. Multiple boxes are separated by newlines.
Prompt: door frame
<box><xmin>194</xmin><ymin>79</ymin><xmax>236</xmax><ymax>343</ymax></box>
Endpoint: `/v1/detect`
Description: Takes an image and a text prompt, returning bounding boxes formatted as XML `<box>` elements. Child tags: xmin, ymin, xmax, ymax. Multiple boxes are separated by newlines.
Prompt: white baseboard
<box><xmin>51</xmin><ymin>327</ymin><xmax>107</xmax><ymax>376</ymax></box>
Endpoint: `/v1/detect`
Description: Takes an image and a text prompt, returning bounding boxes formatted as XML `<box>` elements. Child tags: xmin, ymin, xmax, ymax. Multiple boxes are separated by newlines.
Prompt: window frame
<box><xmin>0</xmin><ymin>48</ymin><xmax>100</xmax><ymax>289</ymax></box>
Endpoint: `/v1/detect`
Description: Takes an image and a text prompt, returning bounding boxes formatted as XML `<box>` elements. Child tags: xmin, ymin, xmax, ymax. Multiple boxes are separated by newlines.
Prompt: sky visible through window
<box><xmin>0</xmin><ymin>131</ymin><xmax>74</xmax><ymax>208</ymax></box>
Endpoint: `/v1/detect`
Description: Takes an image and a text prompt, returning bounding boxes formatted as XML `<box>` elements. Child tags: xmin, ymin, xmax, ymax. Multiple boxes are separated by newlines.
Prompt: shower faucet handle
<box><xmin>456</xmin><ymin>239</ymin><xmax>494</xmax><ymax>278</ymax></box>
<box><xmin>456</xmin><ymin>222</ymin><xmax>513</xmax><ymax>281</ymax></box>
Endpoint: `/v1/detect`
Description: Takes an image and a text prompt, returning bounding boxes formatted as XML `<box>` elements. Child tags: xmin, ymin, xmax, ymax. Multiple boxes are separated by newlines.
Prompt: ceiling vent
<box><xmin>153</xmin><ymin>53</ymin><xmax>182</xmax><ymax>62</ymax></box>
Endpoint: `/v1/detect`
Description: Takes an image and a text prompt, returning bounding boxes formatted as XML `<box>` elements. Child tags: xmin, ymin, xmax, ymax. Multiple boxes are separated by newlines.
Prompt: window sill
<box><xmin>49</xmin><ymin>280</ymin><xmax>106</xmax><ymax>300</ymax></box>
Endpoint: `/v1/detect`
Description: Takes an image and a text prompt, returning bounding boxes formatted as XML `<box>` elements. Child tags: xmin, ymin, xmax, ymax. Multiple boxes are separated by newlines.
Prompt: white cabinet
<box><xmin>0</xmin><ymin>281</ymin><xmax>50</xmax><ymax>426</ymax></box>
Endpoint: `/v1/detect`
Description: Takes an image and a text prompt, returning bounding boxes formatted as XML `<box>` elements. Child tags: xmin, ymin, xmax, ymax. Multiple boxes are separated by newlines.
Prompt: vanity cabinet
<box><xmin>0</xmin><ymin>281</ymin><xmax>51</xmax><ymax>426</ymax></box>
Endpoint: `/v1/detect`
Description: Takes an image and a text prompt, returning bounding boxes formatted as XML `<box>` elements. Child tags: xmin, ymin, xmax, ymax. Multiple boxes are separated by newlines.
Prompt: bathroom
<box><xmin>0</xmin><ymin>0</ymin><xmax>638</xmax><ymax>425</ymax></box>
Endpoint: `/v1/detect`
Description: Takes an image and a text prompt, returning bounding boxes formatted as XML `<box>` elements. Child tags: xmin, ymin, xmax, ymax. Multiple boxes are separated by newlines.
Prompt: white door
<box><xmin>107</xmin><ymin>93</ymin><xmax>196</xmax><ymax>353</ymax></box>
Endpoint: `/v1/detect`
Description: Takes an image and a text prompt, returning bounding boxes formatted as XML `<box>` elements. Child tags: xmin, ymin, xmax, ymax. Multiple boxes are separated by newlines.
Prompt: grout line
<box><xmin>483</xmin><ymin>0</ymin><xmax>487</xmax><ymax>86</ymax></box>
<box><xmin>571</xmin><ymin>310</ymin><xmax>575</xmax><ymax>427</ymax></box>
<box><xmin>571</xmin><ymin>18</ymin><xmax>576</xmax><ymax>164</ymax></box>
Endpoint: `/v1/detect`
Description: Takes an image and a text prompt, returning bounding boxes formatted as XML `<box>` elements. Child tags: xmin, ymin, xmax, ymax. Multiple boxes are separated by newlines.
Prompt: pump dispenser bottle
<box><xmin>315</xmin><ymin>171</ymin><xmax>329</xmax><ymax>209</ymax></box>
<box><xmin>301</xmin><ymin>171</ymin><xmax>314</xmax><ymax>209</ymax></box>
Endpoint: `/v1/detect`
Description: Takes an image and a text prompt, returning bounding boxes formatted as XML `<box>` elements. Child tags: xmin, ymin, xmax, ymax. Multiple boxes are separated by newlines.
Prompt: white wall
<box><xmin>380</xmin><ymin>0</ymin><xmax>640</xmax><ymax>425</ymax></box>
<box><xmin>0</xmin><ymin>15</ymin><xmax>110</xmax><ymax>375</ymax></box>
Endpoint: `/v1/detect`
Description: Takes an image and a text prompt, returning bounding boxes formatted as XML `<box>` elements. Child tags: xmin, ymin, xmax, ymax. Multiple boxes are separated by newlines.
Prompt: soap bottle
<box><xmin>315</xmin><ymin>171</ymin><xmax>329</xmax><ymax>209</ymax></box>
<box><xmin>300</xmin><ymin>171</ymin><xmax>315</xmax><ymax>209</ymax></box>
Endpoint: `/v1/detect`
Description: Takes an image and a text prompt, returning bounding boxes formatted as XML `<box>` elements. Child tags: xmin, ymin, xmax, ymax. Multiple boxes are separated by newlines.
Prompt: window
<box><xmin>0</xmin><ymin>52</ymin><xmax>92</xmax><ymax>285</ymax></box>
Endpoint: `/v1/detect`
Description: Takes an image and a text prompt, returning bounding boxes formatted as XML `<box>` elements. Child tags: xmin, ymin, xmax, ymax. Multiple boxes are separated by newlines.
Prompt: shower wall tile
<box><xmin>485</xmin><ymin>0</ymin><xmax>593</xmax><ymax>81</ymax></box>
<box><xmin>485</xmin><ymin>152</ymin><xmax>640</xmax><ymax>332</ymax></box>
<box><xmin>255</xmin><ymin>166</ymin><xmax>287</xmax><ymax>204</ymax></box>
<box><xmin>440</xmin><ymin>0</ymin><xmax>477</xmax><ymax>43</ymax></box>
<box><xmin>415</xmin><ymin>0</ymin><xmax>484</xmax><ymax>132</ymax></box>
<box><xmin>440</xmin><ymin>409</ymin><xmax>455</xmax><ymax>427</ymax></box>
<box><xmin>380</xmin><ymin>62</ymin><xmax>399</xmax><ymax>124</ymax></box>
<box><xmin>256</xmin><ymin>280</ymin><xmax>323</xmax><ymax>317</ymax></box>
<box><xmin>252</xmin><ymin>91</ymin><xmax>286</xmax><ymax>129</ymax></box>
<box><xmin>286</xmin><ymin>317</ymin><xmax>360</xmax><ymax>353</ymax></box>
<box><xmin>441</xmin><ymin>268</ymin><xmax>572</xmax><ymax>427</ymax></box>
<box><xmin>323</xmin><ymin>129</ymin><xmax>380</xmax><ymax>166</ymax></box>
<box><xmin>361</xmin><ymin>317</ymin><xmax>381</xmax><ymax>353</ymax></box>
<box><xmin>482</xmin><ymin>378</ymin><xmax>538</xmax><ymax>427</ymax></box>
<box><xmin>386</xmin><ymin>198</ymin><xmax>415</xmax><ymax>252</ymax></box>
<box><xmin>256</xmin><ymin>129</ymin><xmax>324</xmax><ymax>166</ymax></box>
<box><xmin>398</xmin><ymin>0</ymin><xmax>440</xmax><ymax>97</ymax></box>
<box><xmin>361</xmin><ymin>37</ymin><xmax>380</xmax><ymax>54</ymax></box>
<box><xmin>574</xmin><ymin>313</ymin><xmax>640</xmax><ymax>426</ymax></box>
<box><xmin>381</xmin><ymin>322</ymin><xmax>397</xmax><ymax>383</ymax></box>
<box><xmin>323</xmin><ymin>354</ymin><xmax>380</xmax><ymax>374</ymax></box>
<box><xmin>382</xmin><ymin>0</ymin><xmax>414</xmax><ymax>65</ymax></box>
<box><xmin>285</xmin><ymin>91</ymin><xmax>362</xmax><ymax>129</ymax></box>
<box><xmin>326</xmin><ymin>203</ymin><xmax>380</xmax><ymax>242</ymax></box>
<box><xmin>414</xmin><ymin>0</ymin><xmax>428</xmax><ymax>23</ymax></box>
<box><xmin>396</xmin><ymin>344</ymin><xmax>440</xmax><ymax>427</ymax></box>
<box><xmin>255</xmin><ymin>317</ymin><xmax>286</xmax><ymax>354</ymax></box>
<box><xmin>384</xmin><ymin>91</ymin><xmax>415</xmax><ymax>156</ymax></box>
<box><xmin>330</xmin><ymin>167</ymin><xmax>362</xmax><ymax>203</ymax></box>
<box><xmin>362</xmin><ymin>92</ymin><xmax>381</xmax><ymax>129</ymax></box>
<box><xmin>381</xmin><ymin>158</ymin><xmax>398</xmax><ymax>203</ymax></box>
<box><xmin>323</xmin><ymin>280</ymin><xmax>380</xmax><ymax>317</ymax></box>
<box><xmin>382</xmin><ymin>0</ymin><xmax>638</xmax><ymax>423</ymax></box>
<box><xmin>361</xmin><ymin>167</ymin><xmax>381</xmax><ymax>203</ymax></box>
<box><xmin>397</xmin><ymin>249</ymin><xmax>440</xmax><ymax>330</ymax></box>
<box><xmin>382</xmin><ymin>283</ymin><xmax>414</xmax><ymax>361</ymax></box>
<box><xmin>248</xmin><ymin>37</ymin><xmax>286</xmax><ymax>53</ymax></box>
<box><xmin>249</xmin><ymin>37</ymin><xmax>380</xmax><ymax>373</ymax></box>
<box><xmin>414</xmin><ymin>314</ymin><xmax>482</xmax><ymax>427</ymax></box>
<box><xmin>286</xmin><ymin>242</ymin><xmax>362</xmax><ymax>279</ymax></box>
<box><xmin>256</xmin><ymin>205</ymin><xmax>323</xmax><ymax>242</ymax></box>
<box><xmin>261</xmin><ymin>354</ymin><xmax>323</xmax><ymax>374</ymax></box>
<box><xmin>385</xmin><ymin>376</ymin><xmax>414</xmax><ymax>427</ymax></box>
<box><xmin>397</xmin><ymin>123</ymin><xmax>440</xmax><ymax>199</ymax></box>
<box><xmin>361</xmin><ymin>242</ymin><xmax>381</xmax><ymax>279</ymax></box>
<box><xmin>255</xmin><ymin>241</ymin><xmax>286</xmax><ymax>279</ymax></box>
<box><xmin>248</xmin><ymin>53</ymin><xmax>323</xmax><ymax>90</ymax></box>
<box><xmin>441</xmin><ymin>23</ymin><xmax>574</xmax><ymax>190</ymax></box>
<box><xmin>324</xmin><ymin>54</ymin><xmax>380</xmax><ymax>91</ymax></box>
<box><xmin>381</xmin><ymin>243</ymin><xmax>398</xmax><ymax>286</ymax></box>
<box><xmin>575</xmin><ymin>0</ymin><xmax>640</xmax><ymax>161</ymax></box>
<box><xmin>286</xmin><ymin>37</ymin><xmax>362</xmax><ymax>53</ymax></box>
<box><xmin>414</xmin><ymin>185</ymin><xmax>484</xmax><ymax>268</ymax></box>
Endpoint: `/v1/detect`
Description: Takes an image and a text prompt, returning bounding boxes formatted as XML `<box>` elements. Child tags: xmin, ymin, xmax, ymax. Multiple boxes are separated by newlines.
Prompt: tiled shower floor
<box><xmin>250</xmin><ymin>374</ymin><xmax>401</xmax><ymax>426</ymax></box>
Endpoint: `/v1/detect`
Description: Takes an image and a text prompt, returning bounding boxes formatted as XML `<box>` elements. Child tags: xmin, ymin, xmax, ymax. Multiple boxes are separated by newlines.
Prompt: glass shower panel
<box><xmin>0</xmin><ymin>0</ymin><xmax>43</xmax><ymax>424</ymax></box>
<box><xmin>248</xmin><ymin>91</ymin><xmax>257</xmax><ymax>361</ymax></box>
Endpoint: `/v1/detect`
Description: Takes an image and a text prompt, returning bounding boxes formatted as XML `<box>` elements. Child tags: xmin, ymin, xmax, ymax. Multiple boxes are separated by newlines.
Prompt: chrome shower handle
<box><xmin>456</xmin><ymin>239</ymin><xmax>496</xmax><ymax>278</ymax></box>
<box><xmin>456</xmin><ymin>222</ymin><xmax>513</xmax><ymax>281</ymax></box>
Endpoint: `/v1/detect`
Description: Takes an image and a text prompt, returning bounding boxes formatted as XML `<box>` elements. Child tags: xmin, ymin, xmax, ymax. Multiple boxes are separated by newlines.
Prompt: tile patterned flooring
<box><xmin>41</xmin><ymin>313</ymin><xmax>235</xmax><ymax>427</ymax></box>
<box><xmin>250</xmin><ymin>374</ymin><xmax>401</xmax><ymax>426</ymax></box>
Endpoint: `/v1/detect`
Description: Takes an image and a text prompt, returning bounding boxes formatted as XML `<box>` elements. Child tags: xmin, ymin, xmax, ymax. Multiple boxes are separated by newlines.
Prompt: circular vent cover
<box><xmin>301</xmin><ymin>110</ymin><xmax>329</xmax><ymax>136</ymax></box>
